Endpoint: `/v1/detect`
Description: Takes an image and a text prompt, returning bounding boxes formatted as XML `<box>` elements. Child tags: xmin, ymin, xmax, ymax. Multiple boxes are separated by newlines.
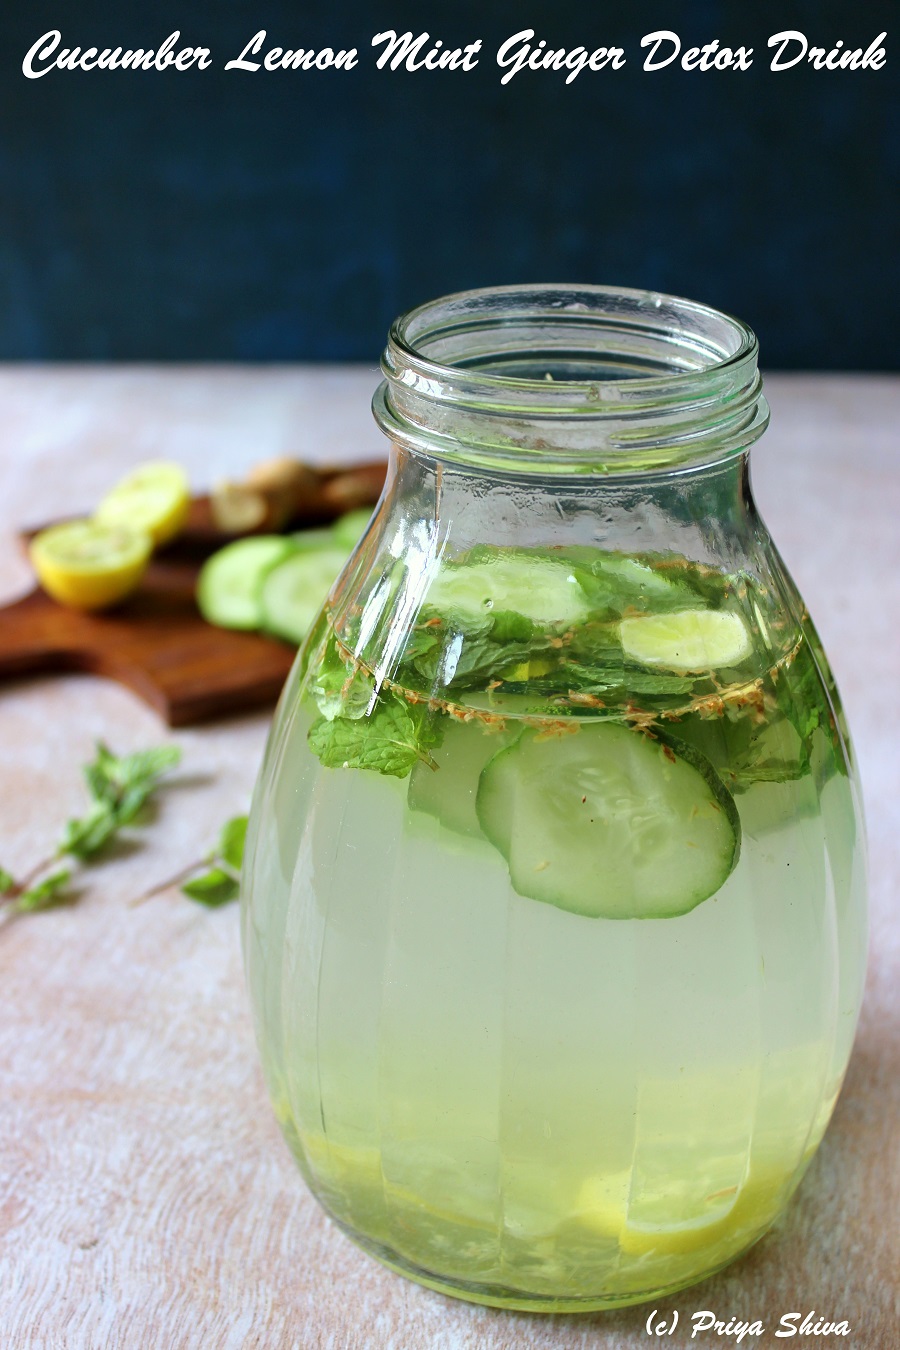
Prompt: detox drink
<box><xmin>241</xmin><ymin>542</ymin><xmax>866</xmax><ymax>1310</ymax></box>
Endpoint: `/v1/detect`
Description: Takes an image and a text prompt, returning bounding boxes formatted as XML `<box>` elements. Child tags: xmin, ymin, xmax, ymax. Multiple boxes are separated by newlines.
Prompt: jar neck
<box><xmin>364</xmin><ymin>443</ymin><xmax>759</xmax><ymax>590</ymax></box>
<box><xmin>373</xmin><ymin>284</ymin><xmax>769</xmax><ymax>477</ymax></box>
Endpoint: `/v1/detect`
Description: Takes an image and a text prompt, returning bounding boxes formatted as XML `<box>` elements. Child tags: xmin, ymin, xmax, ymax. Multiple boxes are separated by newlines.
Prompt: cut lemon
<box><xmin>577</xmin><ymin>1167</ymin><xmax>776</xmax><ymax>1257</ymax></box>
<box><xmin>95</xmin><ymin>460</ymin><xmax>190</xmax><ymax>546</ymax></box>
<box><xmin>620</xmin><ymin>609</ymin><xmax>751</xmax><ymax>672</ymax></box>
<box><xmin>30</xmin><ymin>519</ymin><xmax>152</xmax><ymax>610</ymax></box>
<box><xmin>575</xmin><ymin>1169</ymin><xmax>631</xmax><ymax>1239</ymax></box>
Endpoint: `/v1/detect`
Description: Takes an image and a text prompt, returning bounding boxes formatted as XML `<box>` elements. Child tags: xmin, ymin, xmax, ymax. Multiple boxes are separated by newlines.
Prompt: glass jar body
<box><xmin>241</xmin><ymin>445</ymin><xmax>867</xmax><ymax>1312</ymax></box>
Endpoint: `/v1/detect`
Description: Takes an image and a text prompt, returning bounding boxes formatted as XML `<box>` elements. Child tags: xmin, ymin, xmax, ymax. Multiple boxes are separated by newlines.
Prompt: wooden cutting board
<box><xmin>0</xmin><ymin>465</ymin><xmax>386</xmax><ymax>726</ymax></box>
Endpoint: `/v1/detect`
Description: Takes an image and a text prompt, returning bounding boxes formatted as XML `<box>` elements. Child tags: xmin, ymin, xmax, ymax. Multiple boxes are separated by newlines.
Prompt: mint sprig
<box><xmin>16</xmin><ymin>868</ymin><xmax>73</xmax><ymax>914</ymax></box>
<box><xmin>133</xmin><ymin>815</ymin><xmax>249</xmax><ymax>908</ymax></box>
<box><xmin>1</xmin><ymin>741</ymin><xmax>181</xmax><ymax>916</ymax></box>
<box><xmin>63</xmin><ymin>742</ymin><xmax>181</xmax><ymax>859</ymax></box>
<box><xmin>181</xmin><ymin>815</ymin><xmax>248</xmax><ymax>907</ymax></box>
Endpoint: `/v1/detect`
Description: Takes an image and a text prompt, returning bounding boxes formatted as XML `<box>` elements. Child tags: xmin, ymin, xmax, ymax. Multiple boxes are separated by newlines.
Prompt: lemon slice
<box><xmin>620</xmin><ymin>609</ymin><xmax>751</xmax><ymax>672</ymax></box>
<box><xmin>577</xmin><ymin>1169</ymin><xmax>750</xmax><ymax>1256</ymax></box>
<box><xmin>95</xmin><ymin>460</ymin><xmax>190</xmax><ymax>546</ymax></box>
<box><xmin>575</xmin><ymin>1169</ymin><xmax>631</xmax><ymax>1239</ymax></box>
<box><xmin>30</xmin><ymin>519</ymin><xmax>152</xmax><ymax>610</ymax></box>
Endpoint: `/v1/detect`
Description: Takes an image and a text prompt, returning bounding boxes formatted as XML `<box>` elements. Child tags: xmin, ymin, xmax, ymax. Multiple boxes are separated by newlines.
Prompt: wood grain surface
<box><xmin>0</xmin><ymin>573</ymin><xmax>295</xmax><ymax>728</ymax></box>
<box><xmin>0</xmin><ymin>368</ymin><xmax>897</xmax><ymax>1350</ymax></box>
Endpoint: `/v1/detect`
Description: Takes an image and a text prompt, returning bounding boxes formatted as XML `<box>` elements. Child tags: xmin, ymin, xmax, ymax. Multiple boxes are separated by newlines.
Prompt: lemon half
<box><xmin>95</xmin><ymin>460</ymin><xmax>190</xmax><ymax>546</ymax></box>
<box><xmin>30</xmin><ymin>519</ymin><xmax>152</xmax><ymax>610</ymax></box>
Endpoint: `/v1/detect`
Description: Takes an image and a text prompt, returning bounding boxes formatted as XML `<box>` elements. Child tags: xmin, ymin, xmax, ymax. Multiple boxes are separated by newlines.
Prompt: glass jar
<box><xmin>241</xmin><ymin>285</ymin><xmax>867</xmax><ymax>1312</ymax></box>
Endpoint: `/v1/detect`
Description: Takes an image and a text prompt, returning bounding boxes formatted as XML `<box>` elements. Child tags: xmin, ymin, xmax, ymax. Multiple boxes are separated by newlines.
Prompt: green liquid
<box><xmin>242</xmin><ymin>552</ymin><xmax>866</xmax><ymax>1310</ymax></box>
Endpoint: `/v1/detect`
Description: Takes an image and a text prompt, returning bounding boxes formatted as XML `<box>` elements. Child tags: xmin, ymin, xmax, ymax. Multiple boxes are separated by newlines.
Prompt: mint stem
<box><xmin>0</xmin><ymin>854</ymin><xmax>59</xmax><ymax>905</ymax></box>
<box><xmin>129</xmin><ymin>860</ymin><xmax>207</xmax><ymax>907</ymax></box>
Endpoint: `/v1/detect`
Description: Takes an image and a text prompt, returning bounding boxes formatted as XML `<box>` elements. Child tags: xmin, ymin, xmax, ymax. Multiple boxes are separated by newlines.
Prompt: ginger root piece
<box><xmin>211</xmin><ymin>458</ymin><xmax>323</xmax><ymax>533</ymax></box>
<box><xmin>210</xmin><ymin>482</ymin><xmax>269</xmax><ymax>533</ymax></box>
<box><xmin>209</xmin><ymin>457</ymin><xmax>387</xmax><ymax>535</ymax></box>
<box><xmin>319</xmin><ymin>464</ymin><xmax>388</xmax><ymax>515</ymax></box>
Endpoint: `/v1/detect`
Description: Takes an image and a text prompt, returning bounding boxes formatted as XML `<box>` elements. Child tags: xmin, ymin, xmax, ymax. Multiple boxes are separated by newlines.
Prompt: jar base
<box><xmin>333</xmin><ymin>1216</ymin><xmax>773</xmax><ymax>1314</ymax></box>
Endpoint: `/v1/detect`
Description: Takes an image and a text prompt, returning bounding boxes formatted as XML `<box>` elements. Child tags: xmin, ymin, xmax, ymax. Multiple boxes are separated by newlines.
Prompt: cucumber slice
<box><xmin>598</xmin><ymin>554</ymin><xmax>677</xmax><ymax>595</ymax></box>
<box><xmin>408</xmin><ymin>718</ymin><xmax>512</xmax><ymax>838</ymax></box>
<box><xmin>425</xmin><ymin>552</ymin><xmax>591</xmax><ymax>629</ymax></box>
<box><xmin>288</xmin><ymin>527</ymin><xmax>336</xmax><ymax>552</ymax></box>
<box><xmin>585</xmin><ymin>552</ymin><xmax>691</xmax><ymax>609</ymax></box>
<box><xmin>197</xmin><ymin>536</ymin><xmax>294</xmax><ymax>630</ymax></box>
<box><xmin>619</xmin><ymin>610</ymin><xmax>751</xmax><ymax>672</ymax></box>
<box><xmin>332</xmin><ymin>508</ymin><xmax>373</xmax><ymax>551</ymax></box>
<box><xmin>261</xmin><ymin>547</ymin><xmax>349</xmax><ymax>645</ymax></box>
<box><xmin>476</xmin><ymin>723</ymin><xmax>740</xmax><ymax>919</ymax></box>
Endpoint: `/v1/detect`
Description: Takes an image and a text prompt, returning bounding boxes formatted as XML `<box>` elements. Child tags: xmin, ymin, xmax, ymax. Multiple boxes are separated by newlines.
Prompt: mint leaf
<box><xmin>0</xmin><ymin>868</ymin><xmax>15</xmax><ymax>895</ymax></box>
<box><xmin>489</xmin><ymin>610</ymin><xmax>535</xmax><ymax>643</ymax></box>
<box><xmin>218</xmin><ymin>816</ymin><xmax>248</xmax><ymax>870</ymax></box>
<box><xmin>545</xmin><ymin>549</ymin><xmax>704</xmax><ymax>618</ymax></box>
<box><xmin>557</xmin><ymin>657</ymin><xmax>623</xmax><ymax>694</ymax></box>
<box><xmin>17</xmin><ymin>868</ymin><xmax>72</xmax><ymax>913</ymax></box>
<box><xmin>62</xmin><ymin>742</ymin><xmax>182</xmax><ymax>859</ymax></box>
<box><xmin>117</xmin><ymin>745</ymin><xmax>182</xmax><ymax>782</ymax></box>
<box><xmin>308</xmin><ymin>695</ymin><xmax>441</xmax><ymax>778</ymax></box>
<box><xmin>400</xmin><ymin>626</ymin><xmax>443</xmax><ymax>664</ymax></box>
<box><xmin>114</xmin><ymin>784</ymin><xmax>156</xmax><ymax>826</ymax></box>
<box><xmin>84</xmin><ymin>742</ymin><xmax>181</xmax><ymax>807</ymax></box>
<box><xmin>59</xmin><ymin>800</ymin><xmax>119</xmax><ymax>860</ymax></box>
<box><xmin>408</xmin><ymin>629</ymin><xmax>558</xmax><ymax>691</ymax></box>
<box><xmin>312</xmin><ymin>641</ymin><xmax>375</xmax><ymax>722</ymax></box>
<box><xmin>667</xmin><ymin>701</ymin><xmax>814</xmax><ymax>793</ymax></box>
<box><xmin>181</xmin><ymin>868</ymin><xmax>240</xmax><ymax>907</ymax></box>
<box><xmin>623</xmin><ymin>669</ymin><xmax>697</xmax><ymax>697</ymax></box>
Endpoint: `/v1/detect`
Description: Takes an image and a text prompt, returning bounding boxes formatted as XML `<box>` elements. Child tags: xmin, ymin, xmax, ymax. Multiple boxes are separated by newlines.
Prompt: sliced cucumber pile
<box><xmin>261</xmin><ymin>547</ymin><xmax>349</xmax><ymax>645</ymax></box>
<box><xmin>197</xmin><ymin>537</ymin><xmax>294</xmax><ymax>630</ymax></box>
<box><xmin>476</xmin><ymin>723</ymin><xmax>740</xmax><ymax>920</ymax></box>
<box><xmin>197</xmin><ymin>507</ymin><xmax>373</xmax><ymax>643</ymax></box>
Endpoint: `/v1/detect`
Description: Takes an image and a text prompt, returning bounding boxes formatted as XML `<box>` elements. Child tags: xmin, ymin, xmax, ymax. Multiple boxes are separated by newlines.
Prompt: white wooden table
<box><xmin>0</xmin><ymin>369</ymin><xmax>897</xmax><ymax>1349</ymax></box>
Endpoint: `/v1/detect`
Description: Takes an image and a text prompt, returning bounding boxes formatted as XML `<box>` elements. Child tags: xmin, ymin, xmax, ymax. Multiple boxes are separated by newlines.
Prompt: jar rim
<box><xmin>374</xmin><ymin>283</ymin><xmax>769</xmax><ymax>475</ymax></box>
<box><xmin>390</xmin><ymin>282</ymin><xmax>757</xmax><ymax>395</ymax></box>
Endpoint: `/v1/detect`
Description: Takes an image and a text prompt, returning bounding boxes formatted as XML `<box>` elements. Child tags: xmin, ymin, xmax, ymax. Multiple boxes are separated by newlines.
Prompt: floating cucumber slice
<box><xmin>197</xmin><ymin>536</ymin><xmax>294</xmax><ymax>630</ymax></box>
<box><xmin>598</xmin><ymin>554</ymin><xmax>679</xmax><ymax>594</ymax></box>
<box><xmin>425</xmin><ymin>553</ymin><xmax>591</xmax><ymax>629</ymax></box>
<box><xmin>476</xmin><ymin>723</ymin><xmax>740</xmax><ymax>919</ymax></box>
<box><xmin>408</xmin><ymin>718</ymin><xmax>512</xmax><ymax>838</ymax></box>
<box><xmin>592</xmin><ymin>553</ymin><xmax>691</xmax><ymax>605</ymax></box>
<box><xmin>619</xmin><ymin>609</ymin><xmax>751</xmax><ymax>672</ymax></box>
<box><xmin>261</xmin><ymin>547</ymin><xmax>349</xmax><ymax>645</ymax></box>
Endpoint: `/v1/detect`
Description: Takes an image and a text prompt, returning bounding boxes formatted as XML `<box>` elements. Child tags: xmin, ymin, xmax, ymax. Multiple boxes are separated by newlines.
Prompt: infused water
<box><xmin>242</xmin><ymin>543</ymin><xmax>866</xmax><ymax>1310</ymax></box>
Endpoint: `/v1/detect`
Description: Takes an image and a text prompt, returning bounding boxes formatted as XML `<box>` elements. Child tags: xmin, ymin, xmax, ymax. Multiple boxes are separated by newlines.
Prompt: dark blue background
<box><xmin>1</xmin><ymin>1</ymin><xmax>897</xmax><ymax>366</ymax></box>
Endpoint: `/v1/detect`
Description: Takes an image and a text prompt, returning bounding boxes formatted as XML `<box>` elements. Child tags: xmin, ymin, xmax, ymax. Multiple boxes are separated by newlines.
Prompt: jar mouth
<box><xmin>374</xmin><ymin>283</ymin><xmax>769</xmax><ymax>474</ymax></box>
